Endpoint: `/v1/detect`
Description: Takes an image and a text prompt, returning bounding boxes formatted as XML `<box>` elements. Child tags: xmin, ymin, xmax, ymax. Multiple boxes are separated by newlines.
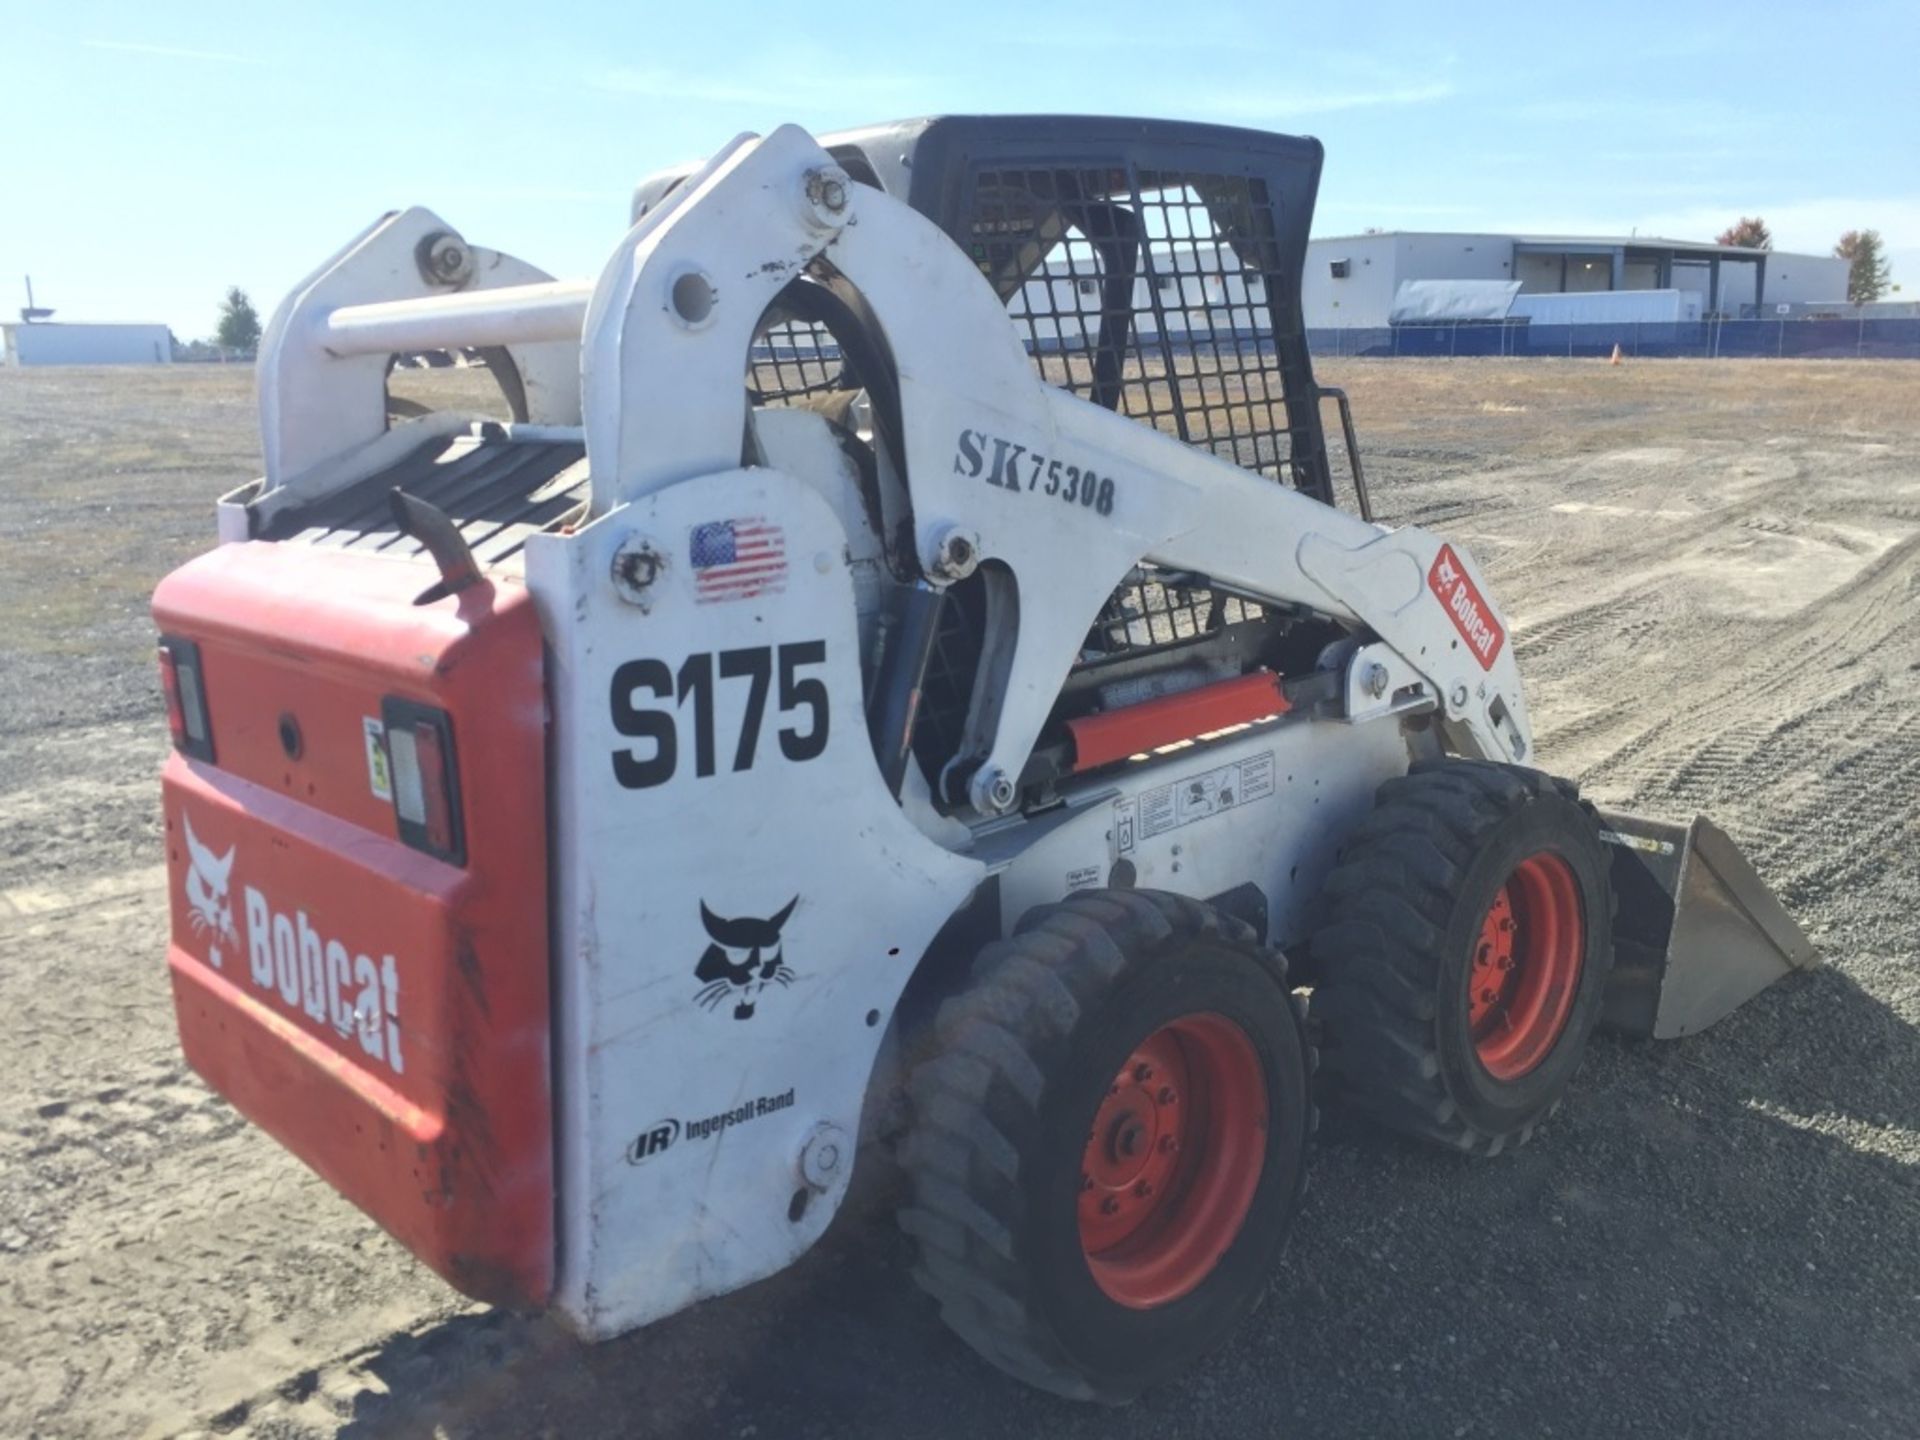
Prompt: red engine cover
<box><xmin>154</xmin><ymin>542</ymin><xmax>552</xmax><ymax>1307</ymax></box>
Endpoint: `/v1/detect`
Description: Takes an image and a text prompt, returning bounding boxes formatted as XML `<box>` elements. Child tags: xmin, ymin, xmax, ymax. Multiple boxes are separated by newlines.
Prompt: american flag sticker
<box><xmin>689</xmin><ymin>517</ymin><xmax>787</xmax><ymax>604</ymax></box>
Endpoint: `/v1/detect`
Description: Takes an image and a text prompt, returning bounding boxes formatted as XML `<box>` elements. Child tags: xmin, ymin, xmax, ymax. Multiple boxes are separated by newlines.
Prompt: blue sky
<box><xmin>4</xmin><ymin>0</ymin><xmax>1915</xmax><ymax>336</ymax></box>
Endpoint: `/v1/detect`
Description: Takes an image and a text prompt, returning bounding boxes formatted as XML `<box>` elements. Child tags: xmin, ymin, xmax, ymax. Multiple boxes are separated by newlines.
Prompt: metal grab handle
<box><xmin>1315</xmin><ymin>386</ymin><xmax>1373</xmax><ymax>523</ymax></box>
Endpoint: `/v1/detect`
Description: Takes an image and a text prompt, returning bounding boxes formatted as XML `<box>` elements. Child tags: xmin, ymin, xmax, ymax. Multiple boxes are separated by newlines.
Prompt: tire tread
<box><xmin>1310</xmin><ymin>759</ymin><xmax>1610</xmax><ymax>1155</ymax></box>
<box><xmin>898</xmin><ymin>889</ymin><xmax>1306</xmax><ymax>1402</ymax></box>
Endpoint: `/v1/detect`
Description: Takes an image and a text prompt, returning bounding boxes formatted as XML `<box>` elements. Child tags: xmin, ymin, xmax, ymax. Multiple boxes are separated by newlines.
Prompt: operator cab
<box><xmin>634</xmin><ymin>116</ymin><xmax>1372</xmax><ymax>812</ymax></box>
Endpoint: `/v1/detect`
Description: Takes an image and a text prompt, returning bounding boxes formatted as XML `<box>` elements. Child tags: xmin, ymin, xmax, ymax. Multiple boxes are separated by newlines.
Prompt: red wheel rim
<box><xmin>1468</xmin><ymin>851</ymin><xmax>1585</xmax><ymax>1081</ymax></box>
<box><xmin>1076</xmin><ymin>1012</ymin><xmax>1267</xmax><ymax>1310</ymax></box>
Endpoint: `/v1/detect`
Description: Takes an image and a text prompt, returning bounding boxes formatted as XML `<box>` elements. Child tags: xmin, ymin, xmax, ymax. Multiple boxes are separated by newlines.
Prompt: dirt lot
<box><xmin>2</xmin><ymin>360</ymin><xmax>1916</xmax><ymax>1438</ymax></box>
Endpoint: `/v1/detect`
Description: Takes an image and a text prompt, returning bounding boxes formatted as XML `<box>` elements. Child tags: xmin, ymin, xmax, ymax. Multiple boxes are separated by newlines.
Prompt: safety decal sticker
<box><xmin>690</xmin><ymin>517</ymin><xmax>787</xmax><ymax>604</ymax></box>
<box><xmin>1065</xmin><ymin>864</ymin><xmax>1103</xmax><ymax>892</ymax></box>
<box><xmin>1427</xmin><ymin>543</ymin><xmax>1506</xmax><ymax>670</ymax></box>
<box><xmin>1115</xmin><ymin>751</ymin><xmax>1277</xmax><ymax>852</ymax></box>
<box><xmin>1598</xmin><ymin>829</ymin><xmax>1677</xmax><ymax>857</ymax></box>
<box><xmin>363</xmin><ymin>717</ymin><xmax>393</xmax><ymax>801</ymax></box>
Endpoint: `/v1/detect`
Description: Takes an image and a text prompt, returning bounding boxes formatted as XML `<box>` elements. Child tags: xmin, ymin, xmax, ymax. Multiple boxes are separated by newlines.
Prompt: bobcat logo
<box><xmin>693</xmin><ymin>898</ymin><xmax>798</xmax><ymax>1021</ymax></box>
<box><xmin>182</xmin><ymin>815</ymin><xmax>239</xmax><ymax>969</ymax></box>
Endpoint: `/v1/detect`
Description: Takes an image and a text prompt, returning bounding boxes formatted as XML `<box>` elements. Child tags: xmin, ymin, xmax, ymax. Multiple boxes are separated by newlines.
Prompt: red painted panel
<box><xmin>153</xmin><ymin>543</ymin><xmax>552</xmax><ymax>1307</ymax></box>
<box><xmin>1067</xmin><ymin>671</ymin><xmax>1290</xmax><ymax>772</ymax></box>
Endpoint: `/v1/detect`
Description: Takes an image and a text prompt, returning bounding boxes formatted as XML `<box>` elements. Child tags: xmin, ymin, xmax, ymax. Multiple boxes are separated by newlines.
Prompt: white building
<box><xmin>1303</xmin><ymin>232</ymin><xmax>1850</xmax><ymax>328</ymax></box>
<box><xmin>2</xmin><ymin>322</ymin><xmax>173</xmax><ymax>366</ymax></box>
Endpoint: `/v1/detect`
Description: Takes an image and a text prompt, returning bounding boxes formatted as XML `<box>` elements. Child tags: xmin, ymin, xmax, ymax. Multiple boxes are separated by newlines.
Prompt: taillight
<box><xmin>381</xmin><ymin>699</ymin><xmax>465</xmax><ymax>865</ymax></box>
<box><xmin>157</xmin><ymin>636</ymin><xmax>215</xmax><ymax>761</ymax></box>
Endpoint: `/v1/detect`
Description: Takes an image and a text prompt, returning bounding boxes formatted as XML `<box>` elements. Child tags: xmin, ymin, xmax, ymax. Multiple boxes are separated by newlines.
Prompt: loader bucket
<box><xmin>1594</xmin><ymin>811</ymin><xmax>1818</xmax><ymax>1040</ymax></box>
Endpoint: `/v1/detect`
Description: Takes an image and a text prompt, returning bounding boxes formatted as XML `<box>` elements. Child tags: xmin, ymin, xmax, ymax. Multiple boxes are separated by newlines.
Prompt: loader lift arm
<box><xmin>606</xmin><ymin>122</ymin><xmax>1536</xmax><ymax>814</ymax></box>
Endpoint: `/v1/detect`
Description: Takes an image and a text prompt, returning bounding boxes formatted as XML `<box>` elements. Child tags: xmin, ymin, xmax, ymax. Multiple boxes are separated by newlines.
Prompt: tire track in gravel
<box><xmin>1568</xmin><ymin>525</ymin><xmax>1920</xmax><ymax>801</ymax></box>
<box><xmin>2</xmin><ymin>1075</ymin><xmax>460</xmax><ymax>1440</ymax></box>
<box><xmin>0</xmin><ymin>855</ymin><xmax>462</xmax><ymax>1439</ymax></box>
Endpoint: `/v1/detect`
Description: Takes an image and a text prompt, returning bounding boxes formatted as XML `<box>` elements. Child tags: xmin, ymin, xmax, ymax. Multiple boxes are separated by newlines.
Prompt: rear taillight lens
<box><xmin>157</xmin><ymin>636</ymin><xmax>214</xmax><ymax>761</ymax></box>
<box><xmin>381</xmin><ymin>699</ymin><xmax>465</xmax><ymax>865</ymax></box>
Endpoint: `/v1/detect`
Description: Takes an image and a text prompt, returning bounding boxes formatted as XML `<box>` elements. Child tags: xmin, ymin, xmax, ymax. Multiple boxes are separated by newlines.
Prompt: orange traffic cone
<box><xmin>1609</xmin><ymin>343</ymin><xmax>1624</xmax><ymax>365</ymax></box>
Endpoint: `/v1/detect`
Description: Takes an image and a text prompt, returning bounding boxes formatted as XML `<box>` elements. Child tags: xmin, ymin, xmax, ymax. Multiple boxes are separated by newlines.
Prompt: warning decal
<box><xmin>363</xmin><ymin>717</ymin><xmax>393</xmax><ymax>801</ymax></box>
<box><xmin>1127</xmin><ymin>752</ymin><xmax>1276</xmax><ymax>844</ymax></box>
<box><xmin>1598</xmin><ymin>828</ymin><xmax>1677</xmax><ymax>857</ymax></box>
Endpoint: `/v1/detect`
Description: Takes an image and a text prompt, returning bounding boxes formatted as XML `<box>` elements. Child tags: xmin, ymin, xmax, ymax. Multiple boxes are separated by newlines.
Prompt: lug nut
<box><xmin>1134</xmin><ymin>1180</ymin><xmax>1153</xmax><ymax>1199</ymax></box>
<box><xmin>1159</xmin><ymin>1135</ymin><xmax>1179</xmax><ymax>1155</ymax></box>
<box><xmin>1157</xmin><ymin>1086</ymin><xmax>1177</xmax><ymax>1105</ymax></box>
<box><xmin>1134</xmin><ymin>1062</ymin><xmax>1155</xmax><ymax>1083</ymax></box>
<box><xmin>1100</xmin><ymin>1196</ymin><xmax>1121</xmax><ymax>1215</ymax></box>
<box><xmin>1081</xmin><ymin>1173</ymin><xmax>1094</xmax><ymax>1191</ymax></box>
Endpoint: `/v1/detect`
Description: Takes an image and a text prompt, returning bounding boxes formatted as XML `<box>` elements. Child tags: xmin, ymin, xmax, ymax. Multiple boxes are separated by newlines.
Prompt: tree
<box><xmin>1835</xmin><ymin>229</ymin><xmax>1891</xmax><ymax>304</ymax></box>
<box><xmin>216</xmin><ymin>286</ymin><xmax>262</xmax><ymax>354</ymax></box>
<box><xmin>1716</xmin><ymin>217</ymin><xmax>1772</xmax><ymax>250</ymax></box>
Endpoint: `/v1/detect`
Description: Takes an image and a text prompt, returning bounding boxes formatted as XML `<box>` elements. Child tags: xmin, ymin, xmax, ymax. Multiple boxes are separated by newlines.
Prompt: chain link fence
<box><xmin>1306</xmin><ymin>318</ymin><xmax>1920</xmax><ymax>360</ymax></box>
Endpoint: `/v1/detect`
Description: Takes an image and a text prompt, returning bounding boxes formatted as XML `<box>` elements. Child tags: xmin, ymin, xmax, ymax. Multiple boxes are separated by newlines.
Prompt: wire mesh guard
<box><xmin>744</xmin><ymin>165</ymin><xmax>1296</xmax><ymax>780</ymax></box>
<box><xmin>968</xmin><ymin>165</ymin><xmax>1289</xmax><ymax>670</ymax></box>
<box><xmin>968</xmin><ymin>165</ymin><xmax>1298</xmax><ymax>485</ymax></box>
<box><xmin>747</xmin><ymin>313</ymin><xmax>842</xmax><ymax>405</ymax></box>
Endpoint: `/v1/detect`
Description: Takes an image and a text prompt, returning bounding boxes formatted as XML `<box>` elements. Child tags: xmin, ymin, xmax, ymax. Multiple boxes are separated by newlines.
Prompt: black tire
<box><xmin>1309</xmin><ymin>759</ymin><xmax>1613</xmax><ymax>1155</ymax></box>
<box><xmin>897</xmin><ymin>889</ymin><xmax>1312</xmax><ymax>1404</ymax></box>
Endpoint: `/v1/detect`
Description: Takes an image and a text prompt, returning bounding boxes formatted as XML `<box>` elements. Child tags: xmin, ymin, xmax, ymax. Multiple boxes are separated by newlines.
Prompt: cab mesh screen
<box><xmin>964</xmin><ymin>167</ymin><xmax>1297</xmax><ymax>485</ymax></box>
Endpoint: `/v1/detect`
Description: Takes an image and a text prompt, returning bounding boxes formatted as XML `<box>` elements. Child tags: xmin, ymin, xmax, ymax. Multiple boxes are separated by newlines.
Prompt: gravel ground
<box><xmin>1</xmin><ymin>361</ymin><xmax>1916</xmax><ymax>1439</ymax></box>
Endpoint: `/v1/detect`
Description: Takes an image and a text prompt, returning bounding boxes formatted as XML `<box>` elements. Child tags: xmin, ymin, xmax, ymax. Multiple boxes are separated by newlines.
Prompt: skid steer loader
<box><xmin>151</xmin><ymin>116</ymin><xmax>1816</xmax><ymax>1402</ymax></box>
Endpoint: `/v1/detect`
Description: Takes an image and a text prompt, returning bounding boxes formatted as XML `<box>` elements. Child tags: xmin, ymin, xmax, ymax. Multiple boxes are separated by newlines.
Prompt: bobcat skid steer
<box><xmin>152</xmin><ymin>116</ymin><xmax>1816</xmax><ymax>1402</ymax></box>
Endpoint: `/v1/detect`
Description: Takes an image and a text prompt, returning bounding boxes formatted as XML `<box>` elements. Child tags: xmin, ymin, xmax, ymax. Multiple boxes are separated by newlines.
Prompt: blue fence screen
<box><xmin>1305</xmin><ymin>318</ymin><xmax>1920</xmax><ymax>360</ymax></box>
<box><xmin>760</xmin><ymin>319</ymin><xmax>1920</xmax><ymax>370</ymax></box>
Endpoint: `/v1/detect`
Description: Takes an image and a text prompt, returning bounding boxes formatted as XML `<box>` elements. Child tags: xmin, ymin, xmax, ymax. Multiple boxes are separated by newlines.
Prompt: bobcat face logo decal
<box><xmin>182</xmin><ymin>814</ymin><xmax>240</xmax><ymax>969</ymax></box>
<box><xmin>693</xmin><ymin>898</ymin><xmax>798</xmax><ymax>1021</ymax></box>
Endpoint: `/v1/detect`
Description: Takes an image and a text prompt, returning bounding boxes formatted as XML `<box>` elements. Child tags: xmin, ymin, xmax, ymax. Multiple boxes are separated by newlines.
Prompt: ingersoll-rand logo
<box><xmin>181</xmin><ymin>815</ymin><xmax>405</xmax><ymax>1075</ymax></box>
<box><xmin>1427</xmin><ymin>543</ymin><xmax>1506</xmax><ymax>670</ymax></box>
